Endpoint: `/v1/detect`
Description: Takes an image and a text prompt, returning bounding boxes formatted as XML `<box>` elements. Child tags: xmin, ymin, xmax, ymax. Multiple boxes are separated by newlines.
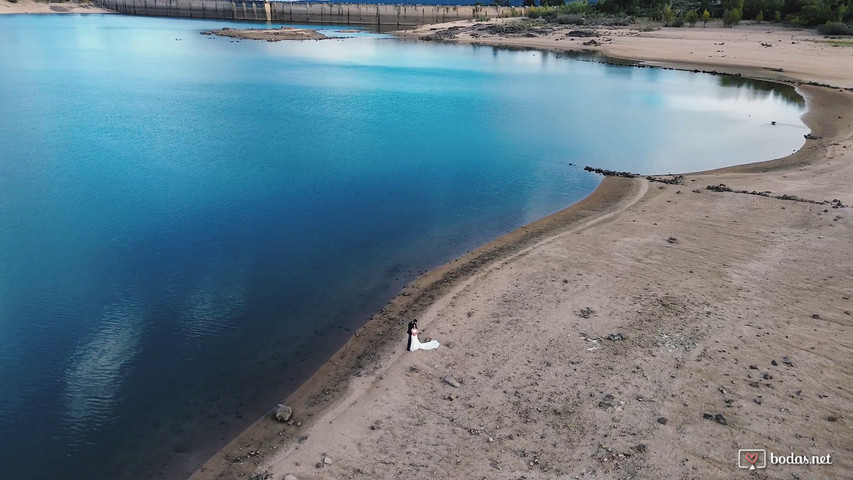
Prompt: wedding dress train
<box><xmin>407</xmin><ymin>327</ymin><xmax>439</xmax><ymax>351</ymax></box>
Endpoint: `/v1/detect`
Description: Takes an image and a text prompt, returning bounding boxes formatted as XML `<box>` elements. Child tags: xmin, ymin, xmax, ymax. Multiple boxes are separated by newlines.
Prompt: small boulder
<box><xmin>656</xmin><ymin>417</ymin><xmax>668</xmax><ymax>425</ymax></box>
<box><xmin>323</xmin><ymin>456</ymin><xmax>333</xmax><ymax>465</ymax></box>
<box><xmin>274</xmin><ymin>404</ymin><xmax>293</xmax><ymax>422</ymax></box>
<box><xmin>444</xmin><ymin>376</ymin><xmax>461</xmax><ymax>388</ymax></box>
<box><xmin>284</xmin><ymin>475</ymin><xmax>298</xmax><ymax>480</ymax></box>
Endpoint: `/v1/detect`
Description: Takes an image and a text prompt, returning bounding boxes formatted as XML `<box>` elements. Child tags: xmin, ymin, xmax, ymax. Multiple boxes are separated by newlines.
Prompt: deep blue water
<box><xmin>0</xmin><ymin>13</ymin><xmax>806</xmax><ymax>480</ymax></box>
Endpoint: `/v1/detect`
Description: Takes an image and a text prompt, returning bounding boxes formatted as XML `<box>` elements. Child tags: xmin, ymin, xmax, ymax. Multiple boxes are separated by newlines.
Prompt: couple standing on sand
<box><xmin>406</xmin><ymin>319</ymin><xmax>439</xmax><ymax>352</ymax></box>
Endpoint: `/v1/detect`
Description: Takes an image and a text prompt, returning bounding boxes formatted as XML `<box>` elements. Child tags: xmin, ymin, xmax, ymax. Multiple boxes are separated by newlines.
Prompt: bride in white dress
<box><xmin>407</xmin><ymin>320</ymin><xmax>439</xmax><ymax>352</ymax></box>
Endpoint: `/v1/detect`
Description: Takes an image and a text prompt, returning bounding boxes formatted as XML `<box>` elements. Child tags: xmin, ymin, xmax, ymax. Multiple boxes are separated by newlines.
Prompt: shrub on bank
<box><xmin>527</xmin><ymin>6</ymin><xmax>547</xmax><ymax>19</ymax></box>
<box><xmin>527</xmin><ymin>3</ymin><xmax>632</xmax><ymax>25</ymax></box>
<box><xmin>818</xmin><ymin>21</ymin><xmax>853</xmax><ymax>35</ymax></box>
<box><xmin>598</xmin><ymin>15</ymin><xmax>633</xmax><ymax>25</ymax></box>
<box><xmin>528</xmin><ymin>2</ymin><xmax>593</xmax><ymax>20</ymax></box>
<box><xmin>555</xmin><ymin>13</ymin><xmax>586</xmax><ymax>24</ymax></box>
<box><xmin>636</xmin><ymin>20</ymin><xmax>659</xmax><ymax>31</ymax></box>
<box><xmin>526</xmin><ymin>0</ymin><xmax>846</xmax><ymax>30</ymax></box>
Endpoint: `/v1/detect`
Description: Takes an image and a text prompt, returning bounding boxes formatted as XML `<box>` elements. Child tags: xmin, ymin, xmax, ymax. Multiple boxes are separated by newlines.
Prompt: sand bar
<box><xmin>188</xmin><ymin>21</ymin><xmax>853</xmax><ymax>480</ymax></box>
<box><xmin>201</xmin><ymin>27</ymin><xmax>327</xmax><ymax>42</ymax></box>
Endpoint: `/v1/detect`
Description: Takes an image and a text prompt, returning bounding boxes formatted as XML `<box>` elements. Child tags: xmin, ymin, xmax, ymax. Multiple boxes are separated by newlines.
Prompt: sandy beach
<box><xmin>190</xmin><ymin>21</ymin><xmax>852</xmax><ymax>480</ymax></box>
<box><xmin>0</xmin><ymin>0</ymin><xmax>112</xmax><ymax>14</ymax></box>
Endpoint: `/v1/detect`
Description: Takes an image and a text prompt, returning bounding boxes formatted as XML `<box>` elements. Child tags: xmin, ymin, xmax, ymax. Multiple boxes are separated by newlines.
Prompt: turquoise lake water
<box><xmin>0</xmin><ymin>14</ymin><xmax>807</xmax><ymax>480</ymax></box>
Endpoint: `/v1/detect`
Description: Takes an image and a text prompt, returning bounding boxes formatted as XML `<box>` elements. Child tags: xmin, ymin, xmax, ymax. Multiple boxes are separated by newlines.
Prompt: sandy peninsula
<box><xmin>201</xmin><ymin>27</ymin><xmax>327</xmax><ymax>42</ymax></box>
<box><xmin>190</xmin><ymin>21</ymin><xmax>852</xmax><ymax>480</ymax></box>
<box><xmin>0</xmin><ymin>0</ymin><xmax>112</xmax><ymax>14</ymax></box>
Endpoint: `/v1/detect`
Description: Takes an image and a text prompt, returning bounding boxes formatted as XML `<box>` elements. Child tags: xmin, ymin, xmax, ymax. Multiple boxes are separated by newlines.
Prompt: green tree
<box><xmin>763</xmin><ymin>0</ymin><xmax>782</xmax><ymax>18</ymax></box>
<box><xmin>723</xmin><ymin>7</ymin><xmax>743</xmax><ymax>24</ymax></box>
<box><xmin>723</xmin><ymin>0</ymin><xmax>745</xmax><ymax>12</ymax></box>
<box><xmin>701</xmin><ymin>8</ymin><xmax>711</xmax><ymax>24</ymax></box>
<box><xmin>686</xmin><ymin>8</ymin><xmax>699</xmax><ymax>24</ymax></box>
<box><xmin>756</xmin><ymin>8</ymin><xmax>765</xmax><ymax>20</ymax></box>
<box><xmin>801</xmin><ymin>0</ymin><xmax>833</xmax><ymax>24</ymax></box>
<box><xmin>663</xmin><ymin>3</ymin><xmax>676</xmax><ymax>21</ymax></box>
<box><xmin>836</xmin><ymin>2</ymin><xmax>849</xmax><ymax>21</ymax></box>
<box><xmin>743</xmin><ymin>0</ymin><xmax>766</xmax><ymax>18</ymax></box>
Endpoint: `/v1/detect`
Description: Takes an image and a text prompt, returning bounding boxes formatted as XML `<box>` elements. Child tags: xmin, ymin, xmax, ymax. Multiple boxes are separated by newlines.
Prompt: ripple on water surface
<box><xmin>62</xmin><ymin>300</ymin><xmax>144</xmax><ymax>444</ymax></box>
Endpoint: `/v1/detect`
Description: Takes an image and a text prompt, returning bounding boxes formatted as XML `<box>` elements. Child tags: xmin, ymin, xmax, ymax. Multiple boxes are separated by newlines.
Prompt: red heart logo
<box><xmin>745</xmin><ymin>452</ymin><xmax>759</xmax><ymax>464</ymax></box>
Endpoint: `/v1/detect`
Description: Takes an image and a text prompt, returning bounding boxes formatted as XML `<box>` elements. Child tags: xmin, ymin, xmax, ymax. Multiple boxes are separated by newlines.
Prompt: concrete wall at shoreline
<box><xmin>94</xmin><ymin>0</ymin><xmax>520</xmax><ymax>27</ymax></box>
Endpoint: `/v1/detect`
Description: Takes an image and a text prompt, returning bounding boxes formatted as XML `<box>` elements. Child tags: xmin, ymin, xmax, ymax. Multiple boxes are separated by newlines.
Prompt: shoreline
<box><xmin>0</xmin><ymin>0</ymin><xmax>112</xmax><ymax>14</ymax></box>
<box><xmin>399</xmin><ymin>20</ymin><xmax>853</xmax><ymax>90</ymax></box>
<box><xmin>190</xmin><ymin>21</ymin><xmax>851</xmax><ymax>480</ymax></box>
<box><xmin>189</xmin><ymin>176</ymin><xmax>646</xmax><ymax>480</ymax></box>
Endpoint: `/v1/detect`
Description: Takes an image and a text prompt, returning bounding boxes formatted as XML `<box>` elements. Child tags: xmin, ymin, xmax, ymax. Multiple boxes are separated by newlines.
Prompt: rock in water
<box><xmin>274</xmin><ymin>404</ymin><xmax>293</xmax><ymax>422</ymax></box>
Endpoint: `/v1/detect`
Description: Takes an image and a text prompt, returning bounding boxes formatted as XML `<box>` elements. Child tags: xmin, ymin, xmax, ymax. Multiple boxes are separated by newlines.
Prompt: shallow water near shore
<box><xmin>0</xmin><ymin>14</ymin><xmax>807</xmax><ymax>480</ymax></box>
